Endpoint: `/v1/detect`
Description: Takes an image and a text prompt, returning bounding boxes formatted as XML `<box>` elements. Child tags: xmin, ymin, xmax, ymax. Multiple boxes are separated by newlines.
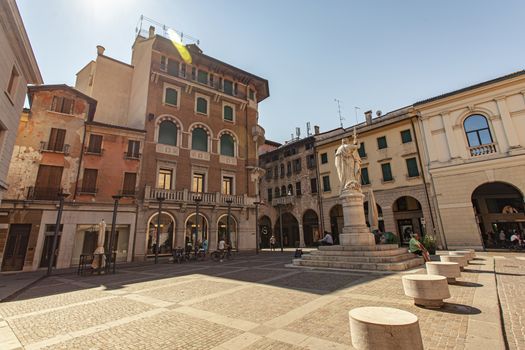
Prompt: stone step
<box><xmin>318</xmin><ymin>244</ymin><xmax>400</xmax><ymax>252</ymax></box>
<box><xmin>309</xmin><ymin>248</ymin><xmax>409</xmax><ymax>257</ymax></box>
<box><xmin>292</xmin><ymin>257</ymin><xmax>423</xmax><ymax>271</ymax></box>
<box><xmin>301</xmin><ymin>253</ymin><xmax>417</xmax><ymax>264</ymax></box>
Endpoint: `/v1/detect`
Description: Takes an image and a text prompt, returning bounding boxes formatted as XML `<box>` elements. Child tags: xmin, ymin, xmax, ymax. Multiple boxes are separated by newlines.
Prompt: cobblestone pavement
<box><xmin>0</xmin><ymin>252</ymin><xmax>519</xmax><ymax>349</ymax></box>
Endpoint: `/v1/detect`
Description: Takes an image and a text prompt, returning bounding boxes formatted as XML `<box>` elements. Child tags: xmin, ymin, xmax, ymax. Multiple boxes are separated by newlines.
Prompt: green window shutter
<box><xmin>220</xmin><ymin>134</ymin><xmax>235</xmax><ymax>156</ymax></box>
<box><xmin>197</xmin><ymin>70</ymin><xmax>208</xmax><ymax>84</ymax></box>
<box><xmin>377</xmin><ymin>136</ymin><xmax>387</xmax><ymax>149</ymax></box>
<box><xmin>322</xmin><ymin>176</ymin><xmax>331</xmax><ymax>192</ymax></box>
<box><xmin>406</xmin><ymin>158</ymin><xmax>419</xmax><ymax>177</ymax></box>
<box><xmin>361</xmin><ymin>168</ymin><xmax>370</xmax><ymax>185</ymax></box>
<box><xmin>224</xmin><ymin>106</ymin><xmax>233</xmax><ymax>121</ymax></box>
<box><xmin>320</xmin><ymin>153</ymin><xmax>328</xmax><ymax>164</ymax></box>
<box><xmin>381</xmin><ymin>163</ymin><xmax>393</xmax><ymax>181</ymax></box>
<box><xmin>358</xmin><ymin>142</ymin><xmax>366</xmax><ymax>157</ymax></box>
<box><xmin>401</xmin><ymin>129</ymin><xmax>412</xmax><ymax>143</ymax></box>
<box><xmin>165</xmin><ymin>88</ymin><xmax>178</xmax><ymax>105</ymax></box>
<box><xmin>167</xmin><ymin>60</ymin><xmax>179</xmax><ymax>76</ymax></box>
<box><xmin>196</xmin><ymin>97</ymin><xmax>208</xmax><ymax>114</ymax></box>
<box><xmin>192</xmin><ymin>128</ymin><xmax>208</xmax><ymax>152</ymax></box>
<box><xmin>158</xmin><ymin>120</ymin><xmax>178</xmax><ymax>146</ymax></box>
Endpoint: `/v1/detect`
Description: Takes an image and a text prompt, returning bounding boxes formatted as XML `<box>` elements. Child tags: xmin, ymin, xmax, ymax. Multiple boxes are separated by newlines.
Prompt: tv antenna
<box><xmin>334</xmin><ymin>98</ymin><xmax>344</xmax><ymax>128</ymax></box>
<box><xmin>354</xmin><ymin>106</ymin><xmax>361</xmax><ymax>124</ymax></box>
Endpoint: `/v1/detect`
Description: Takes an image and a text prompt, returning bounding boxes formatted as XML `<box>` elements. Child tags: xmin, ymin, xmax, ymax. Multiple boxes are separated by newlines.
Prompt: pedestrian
<box><xmin>270</xmin><ymin>235</ymin><xmax>276</xmax><ymax>251</ymax></box>
<box><xmin>202</xmin><ymin>238</ymin><xmax>208</xmax><ymax>252</ymax></box>
<box><xmin>218</xmin><ymin>236</ymin><xmax>226</xmax><ymax>262</ymax></box>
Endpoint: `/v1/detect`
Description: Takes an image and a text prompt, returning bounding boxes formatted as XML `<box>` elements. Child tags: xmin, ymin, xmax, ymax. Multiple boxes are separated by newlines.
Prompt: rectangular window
<box><xmin>361</xmin><ymin>167</ymin><xmax>370</xmax><ymax>185</ymax></box>
<box><xmin>223</xmin><ymin>79</ymin><xmax>233</xmax><ymax>95</ymax></box>
<box><xmin>320</xmin><ymin>152</ymin><xmax>328</xmax><ymax>164</ymax></box>
<box><xmin>81</xmin><ymin>169</ymin><xmax>98</xmax><ymax>193</ymax></box>
<box><xmin>293</xmin><ymin>158</ymin><xmax>301</xmax><ymax>172</ymax></box>
<box><xmin>6</xmin><ymin>66</ymin><xmax>19</xmax><ymax>97</ymax></box>
<box><xmin>181</xmin><ymin>63</ymin><xmax>186</xmax><ymax>78</ymax></box>
<box><xmin>160</xmin><ymin>56</ymin><xmax>167</xmax><ymax>71</ymax></box>
<box><xmin>322</xmin><ymin>175</ymin><xmax>331</xmax><ymax>192</ymax></box>
<box><xmin>191</xmin><ymin>67</ymin><xmax>196</xmax><ymax>80</ymax></box>
<box><xmin>34</xmin><ymin>165</ymin><xmax>63</xmax><ymax>200</ymax></box>
<box><xmin>158</xmin><ymin>168</ymin><xmax>172</xmax><ymax>190</ymax></box>
<box><xmin>165</xmin><ymin>88</ymin><xmax>178</xmax><ymax>106</ymax></box>
<box><xmin>401</xmin><ymin>129</ymin><xmax>412</xmax><ymax>143</ymax></box>
<box><xmin>122</xmin><ymin>172</ymin><xmax>137</xmax><ymax>195</ymax></box>
<box><xmin>249</xmin><ymin>89</ymin><xmax>255</xmax><ymax>100</ymax></box>
<box><xmin>51</xmin><ymin>96</ymin><xmax>74</xmax><ymax>114</ymax></box>
<box><xmin>167</xmin><ymin>59</ymin><xmax>179</xmax><ymax>76</ymax></box>
<box><xmin>192</xmin><ymin>173</ymin><xmax>205</xmax><ymax>193</ymax></box>
<box><xmin>381</xmin><ymin>163</ymin><xmax>393</xmax><ymax>182</ymax></box>
<box><xmin>358</xmin><ymin>142</ymin><xmax>366</xmax><ymax>158</ymax></box>
<box><xmin>197</xmin><ymin>70</ymin><xmax>208</xmax><ymax>84</ymax></box>
<box><xmin>209</xmin><ymin>74</ymin><xmax>214</xmax><ymax>87</ymax></box>
<box><xmin>196</xmin><ymin>97</ymin><xmax>208</xmax><ymax>114</ymax></box>
<box><xmin>223</xmin><ymin>105</ymin><xmax>234</xmax><ymax>121</ymax></box>
<box><xmin>126</xmin><ymin>140</ymin><xmax>141</xmax><ymax>158</ymax></box>
<box><xmin>295</xmin><ymin>181</ymin><xmax>302</xmax><ymax>196</ymax></box>
<box><xmin>406</xmin><ymin>157</ymin><xmax>419</xmax><ymax>177</ymax></box>
<box><xmin>306</xmin><ymin>154</ymin><xmax>315</xmax><ymax>168</ymax></box>
<box><xmin>267</xmin><ymin>188</ymin><xmax>273</xmax><ymax>202</ymax></box>
<box><xmin>222</xmin><ymin>176</ymin><xmax>233</xmax><ymax>195</ymax></box>
<box><xmin>87</xmin><ymin>134</ymin><xmax>103</xmax><ymax>154</ymax></box>
<box><xmin>265</xmin><ymin>168</ymin><xmax>272</xmax><ymax>180</ymax></box>
<box><xmin>377</xmin><ymin>136</ymin><xmax>387</xmax><ymax>149</ymax></box>
<box><xmin>48</xmin><ymin>128</ymin><xmax>66</xmax><ymax>152</ymax></box>
<box><xmin>311</xmin><ymin>178</ymin><xmax>318</xmax><ymax>194</ymax></box>
<box><xmin>287</xmin><ymin>162</ymin><xmax>292</xmax><ymax>176</ymax></box>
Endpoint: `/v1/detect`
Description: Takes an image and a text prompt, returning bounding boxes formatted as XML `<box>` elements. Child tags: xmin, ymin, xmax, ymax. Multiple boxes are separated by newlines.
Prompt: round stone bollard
<box><xmin>426</xmin><ymin>261</ymin><xmax>461</xmax><ymax>283</ymax></box>
<box><xmin>441</xmin><ymin>255</ymin><xmax>467</xmax><ymax>270</ymax></box>
<box><xmin>466</xmin><ymin>248</ymin><xmax>476</xmax><ymax>259</ymax></box>
<box><xmin>402</xmin><ymin>274</ymin><xmax>451</xmax><ymax>308</ymax></box>
<box><xmin>349</xmin><ymin>306</ymin><xmax>423</xmax><ymax>350</ymax></box>
<box><xmin>450</xmin><ymin>250</ymin><xmax>473</xmax><ymax>262</ymax></box>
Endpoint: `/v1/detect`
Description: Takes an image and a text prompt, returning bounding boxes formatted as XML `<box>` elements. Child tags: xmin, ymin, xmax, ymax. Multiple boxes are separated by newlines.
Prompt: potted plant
<box><xmin>423</xmin><ymin>234</ymin><xmax>437</xmax><ymax>255</ymax></box>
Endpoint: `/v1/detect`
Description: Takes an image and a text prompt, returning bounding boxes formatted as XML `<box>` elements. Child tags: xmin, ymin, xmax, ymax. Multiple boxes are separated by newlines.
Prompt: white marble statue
<box><xmin>335</xmin><ymin>128</ymin><xmax>361</xmax><ymax>192</ymax></box>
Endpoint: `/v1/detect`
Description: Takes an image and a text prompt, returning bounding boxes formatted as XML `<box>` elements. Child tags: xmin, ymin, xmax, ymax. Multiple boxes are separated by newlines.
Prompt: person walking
<box><xmin>270</xmin><ymin>235</ymin><xmax>276</xmax><ymax>251</ymax></box>
<box><xmin>218</xmin><ymin>237</ymin><xmax>226</xmax><ymax>262</ymax></box>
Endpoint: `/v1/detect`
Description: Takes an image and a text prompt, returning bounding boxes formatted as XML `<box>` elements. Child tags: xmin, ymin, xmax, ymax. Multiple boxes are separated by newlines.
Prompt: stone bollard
<box><xmin>450</xmin><ymin>250</ymin><xmax>473</xmax><ymax>262</ymax></box>
<box><xmin>426</xmin><ymin>261</ymin><xmax>461</xmax><ymax>283</ymax></box>
<box><xmin>466</xmin><ymin>249</ymin><xmax>476</xmax><ymax>259</ymax></box>
<box><xmin>402</xmin><ymin>274</ymin><xmax>451</xmax><ymax>308</ymax></box>
<box><xmin>349</xmin><ymin>306</ymin><xmax>424</xmax><ymax>350</ymax></box>
<box><xmin>441</xmin><ymin>254</ymin><xmax>467</xmax><ymax>270</ymax></box>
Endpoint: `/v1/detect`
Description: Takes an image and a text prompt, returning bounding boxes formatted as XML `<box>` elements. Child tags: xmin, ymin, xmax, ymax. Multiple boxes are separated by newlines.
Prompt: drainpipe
<box><xmin>73</xmin><ymin>122</ymin><xmax>88</xmax><ymax>200</ymax></box>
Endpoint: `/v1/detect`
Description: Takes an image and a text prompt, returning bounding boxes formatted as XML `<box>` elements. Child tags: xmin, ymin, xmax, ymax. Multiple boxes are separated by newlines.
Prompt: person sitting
<box><xmin>409</xmin><ymin>233</ymin><xmax>430</xmax><ymax>262</ymax></box>
<box><xmin>318</xmin><ymin>231</ymin><xmax>334</xmax><ymax>246</ymax></box>
<box><xmin>510</xmin><ymin>232</ymin><xmax>522</xmax><ymax>247</ymax></box>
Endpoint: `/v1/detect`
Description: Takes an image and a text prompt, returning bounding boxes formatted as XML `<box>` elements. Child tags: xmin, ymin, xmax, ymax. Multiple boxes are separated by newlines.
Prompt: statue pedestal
<box><xmin>339</xmin><ymin>189</ymin><xmax>376</xmax><ymax>246</ymax></box>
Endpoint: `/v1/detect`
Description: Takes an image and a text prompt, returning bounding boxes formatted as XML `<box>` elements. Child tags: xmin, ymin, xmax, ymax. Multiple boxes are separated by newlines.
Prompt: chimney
<box><xmin>364</xmin><ymin>110</ymin><xmax>372</xmax><ymax>125</ymax></box>
<box><xmin>148</xmin><ymin>26</ymin><xmax>155</xmax><ymax>38</ymax></box>
<box><xmin>96</xmin><ymin>45</ymin><xmax>105</xmax><ymax>56</ymax></box>
<box><xmin>314</xmin><ymin>125</ymin><xmax>320</xmax><ymax>135</ymax></box>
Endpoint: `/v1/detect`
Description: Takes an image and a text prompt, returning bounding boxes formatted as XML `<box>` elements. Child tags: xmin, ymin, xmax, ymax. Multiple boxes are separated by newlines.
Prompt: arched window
<box><xmin>287</xmin><ymin>184</ymin><xmax>293</xmax><ymax>196</ymax></box>
<box><xmin>281</xmin><ymin>185</ymin><xmax>286</xmax><ymax>196</ymax></box>
<box><xmin>223</xmin><ymin>105</ymin><xmax>234</xmax><ymax>121</ymax></box>
<box><xmin>464</xmin><ymin>114</ymin><xmax>493</xmax><ymax>147</ymax></box>
<box><xmin>158</xmin><ymin>120</ymin><xmax>177</xmax><ymax>146</ymax></box>
<box><xmin>275</xmin><ymin>187</ymin><xmax>280</xmax><ymax>197</ymax></box>
<box><xmin>165</xmin><ymin>88</ymin><xmax>178</xmax><ymax>106</ymax></box>
<box><xmin>220</xmin><ymin>134</ymin><xmax>235</xmax><ymax>157</ymax></box>
<box><xmin>196</xmin><ymin>97</ymin><xmax>208</xmax><ymax>114</ymax></box>
<box><xmin>280</xmin><ymin>164</ymin><xmax>285</xmax><ymax>177</ymax></box>
<box><xmin>192</xmin><ymin>128</ymin><xmax>208</xmax><ymax>152</ymax></box>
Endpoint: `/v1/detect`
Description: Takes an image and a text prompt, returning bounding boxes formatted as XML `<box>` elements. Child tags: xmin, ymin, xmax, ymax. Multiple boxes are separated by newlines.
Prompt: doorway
<box><xmin>39</xmin><ymin>224</ymin><xmax>63</xmax><ymax>268</ymax></box>
<box><xmin>1</xmin><ymin>224</ymin><xmax>31</xmax><ymax>272</ymax></box>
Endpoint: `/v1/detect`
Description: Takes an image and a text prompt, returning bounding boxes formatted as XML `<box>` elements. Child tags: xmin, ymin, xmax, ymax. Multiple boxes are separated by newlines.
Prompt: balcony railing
<box><xmin>145</xmin><ymin>186</ymin><xmax>248</xmax><ymax>206</ymax></box>
<box><xmin>272</xmin><ymin>195</ymin><xmax>295</xmax><ymax>207</ymax></box>
<box><xmin>124</xmin><ymin>152</ymin><xmax>141</xmax><ymax>160</ymax></box>
<box><xmin>469</xmin><ymin>143</ymin><xmax>497</xmax><ymax>157</ymax></box>
<box><xmin>27</xmin><ymin>186</ymin><xmax>64</xmax><ymax>200</ymax></box>
<box><xmin>40</xmin><ymin>142</ymin><xmax>70</xmax><ymax>155</ymax></box>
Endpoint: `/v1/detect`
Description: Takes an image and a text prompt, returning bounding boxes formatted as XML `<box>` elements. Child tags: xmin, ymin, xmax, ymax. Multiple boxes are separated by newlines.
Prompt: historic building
<box><xmin>0</xmin><ymin>85</ymin><xmax>145</xmax><ymax>272</ymax></box>
<box><xmin>0</xmin><ymin>0</ymin><xmax>42</xmax><ymax>203</ymax></box>
<box><xmin>258</xmin><ymin>135</ymin><xmax>321</xmax><ymax>248</ymax></box>
<box><xmin>414</xmin><ymin>70</ymin><xmax>525</xmax><ymax>249</ymax></box>
<box><xmin>314</xmin><ymin>110</ymin><xmax>440</xmax><ymax>246</ymax></box>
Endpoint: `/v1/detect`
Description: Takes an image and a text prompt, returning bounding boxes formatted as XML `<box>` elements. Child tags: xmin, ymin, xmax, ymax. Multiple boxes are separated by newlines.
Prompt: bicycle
<box><xmin>172</xmin><ymin>248</ymin><xmax>185</xmax><ymax>264</ymax></box>
<box><xmin>211</xmin><ymin>249</ymin><xmax>232</xmax><ymax>262</ymax></box>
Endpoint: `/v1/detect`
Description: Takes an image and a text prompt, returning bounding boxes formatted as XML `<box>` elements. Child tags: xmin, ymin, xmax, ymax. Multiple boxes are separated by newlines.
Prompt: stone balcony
<box><xmin>144</xmin><ymin>186</ymin><xmax>254</xmax><ymax>206</ymax></box>
<box><xmin>272</xmin><ymin>195</ymin><xmax>295</xmax><ymax>207</ymax></box>
<box><xmin>469</xmin><ymin>143</ymin><xmax>497</xmax><ymax>157</ymax></box>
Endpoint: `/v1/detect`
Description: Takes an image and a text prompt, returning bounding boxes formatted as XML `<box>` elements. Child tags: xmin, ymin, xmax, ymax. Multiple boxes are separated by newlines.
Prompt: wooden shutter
<box><xmin>34</xmin><ymin>165</ymin><xmax>63</xmax><ymax>199</ymax></box>
<box><xmin>61</xmin><ymin>98</ymin><xmax>74</xmax><ymax>114</ymax></box>
<box><xmin>122</xmin><ymin>173</ymin><xmax>136</xmax><ymax>195</ymax></box>
<box><xmin>127</xmin><ymin>140</ymin><xmax>140</xmax><ymax>157</ymax></box>
<box><xmin>81</xmin><ymin>169</ymin><xmax>98</xmax><ymax>193</ymax></box>
<box><xmin>88</xmin><ymin>134</ymin><xmax>103</xmax><ymax>153</ymax></box>
<box><xmin>48</xmin><ymin>128</ymin><xmax>66</xmax><ymax>152</ymax></box>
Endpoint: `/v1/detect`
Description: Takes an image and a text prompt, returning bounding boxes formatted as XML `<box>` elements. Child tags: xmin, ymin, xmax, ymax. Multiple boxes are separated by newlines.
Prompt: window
<box><xmin>122</xmin><ymin>172</ymin><xmax>137</xmax><ymax>195</ymax></box>
<box><xmin>464</xmin><ymin>114</ymin><xmax>493</xmax><ymax>147</ymax></box>
<box><xmin>320</xmin><ymin>153</ymin><xmax>328</xmax><ymax>164</ymax></box>
<box><xmin>167</xmin><ymin>59</ymin><xmax>179</xmax><ymax>76</ymax></box>
<box><xmin>295</xmin><ymin>181</ymin><xmax>302</xmax><ymax>196</ymax></box>
<box><xmin>192</xmin><ymin>173</ymin><xmax>205</xmax><ymax>192</ymax></box>
<box><xmin>126</xmin><ymin>140</ymin><xmax>141</xmax><ymax>158</ymax></box>
<box><xmin>322</xmin><ymin>175</ymin><xmax>331</xmax><ymax>192</ymax></box>
<box><xmin>165</xmin><ymin>88</ymin><xmax>178</xmax><ymax>106</ymax></box>
<box><xmin>81</xmin><ymin>169</ymin><xmax>98</xmax><ymax>193</ymax></box>
<box><xmin>280</xmin><ymin>164</ymin><xmax>285</xmax><ymax>178</ymax></box>
<box><xmin>220</xmin><ymin>134</ymin><xmax>235</xmax><ymax>157</ymax></box>
<box><xmin>249</xmin><ymin>89</ymin><xmax>255</xmax><ymax>100</ymax></box>
<box><xmin>223</xmin><ymin>79</ymin><xmax>233</xmax><ymax>95</ymax></box>
<box><xmin>275</xmin><ymin>187</ymin><xmax>280</xmax><ymax>198</ymax></box>
<box><xmin>192</xmin><ymin>128</ymin><xmax>208</xmax><ymax>152</ymax></box>
<box><xmin>160</xmin><ymin>56</ymin><xmax>167</xmax><ymax>71</ymax></box>
<box><xmin>87</xmin><ymin>134</ymin><xmax>103</xmax><ymax>154</ymax></box>
<box><xmin>377</xmin><ymin>136</ymin><xmax>387</xmax><ymax>149</ymax></box>
<box><xmin>306</xmin><ymin>154</ymin><xmax>315</xmax><ymax>168</ymax></box>
<box><xmin>265</xmin><ymin>168</ymin><xmax>272</xmax><ymax>180</ymax></box>
<box><xmin>311</xmin><ymin>178</ymin><xmax>318</xmax><ymax>193</ymax></box>
<box><xmin>358</xmin><ymin>142</ymin><xmax>366</xmax><ymax>158</ymax></box>
<box><xmin>197</xmin><ymin>70</ymin><xmax>208</xmax><ymax>84</ymax></box>
<box><xmin>34</xmin><ymin>165</ymin><xmax>63</xmax><ymax>200</ymax></box>
<box><xmin>191</xmin><ymin>67</ymin><xmax>196</xmax><ymax>80</ymax></box>
<box><xmin>181</xmin><ymin>64</ymin><xmax>186</xmax><ymax>78</ymax></box>
<box><xmin>196</xmin><ymin>97</ymin><xmax>208</xmax><ymax>114</ymax></box>
<box><xmin>222</xmin><ymin>176</ymin><xmax>233</xmax><ymax>195</ymax></box>
<box><xmin>287</xmin><ymin>184</ymin><xmax>293</xmax><ymax>196</ymax></box>
<box><xmin>158</xmin><ymin>120</ymin><xmax>177</xmax><ymax>146</ymax></box>
<box><xmin>234</xmin><ymin>83</ymin><xmax>238</xmax><ymax>96</ymax></box>
<box><xmin>286</xmin><ymin>162</ymin><xmax>292</xmax><ymax>176</ymax></box>
<box><xmin>209</xmin><ymin>74</ymin><xmax>214</xmax><ymax>87</ymax></box>
<box><xmin>48</xmin><ymin>128</ymin><xmax>66</xmax><ymax>152</ymax></box>
<box><xmin>381</xmin><ymin>163</ymin><xmax>393</xmax><ymax>182</ymax></box>
<box><xmin>273</xmin><ymin>166</ymin><xmax>278</xmax><ymax>179</ymax></box>
<box><xmin>223</xmin><ymin>105</ymin><xmax>234</xmax><ymax>121</ymax></box>
<box><xmin>158</xmin><ymin>169</ymin><xmax>172</xmax><ymax>189</ymax></box>
<box><xmin>293</xmin><ymin>158</ymin><xmax>301</xmax><ymax>172</ymax></box>
<box><xmin>267</xmin><ymin>188</ymin><xmax>273</xmax><ymax>202</ymax></box>
<box><xmin>281</xmin><ymin>185</ymin><xmax>287</xmax><ymax>195</ymax></box>
<box><xmin>361</xmin><ymin>167</ymin><xmax>370</xmax><ymax>185</ymax></box>
<box><xmin>406</xmin><ymin>158</ymin><xmax>419</xmax><ymax>177</ymax></box>
<box><xmin>401</xmin><ymin>129</ymin><xmax>412</xmax><ymax>143</ymax></box>
<box><xmin>51</xmin><ymin>96</ymin><xmax>74</xmax><ymax>114</ymax></box>
<box><xmin>6</xmin><ymin>66</ymin><xmax>19</xmax><ymax>97</ymax></box>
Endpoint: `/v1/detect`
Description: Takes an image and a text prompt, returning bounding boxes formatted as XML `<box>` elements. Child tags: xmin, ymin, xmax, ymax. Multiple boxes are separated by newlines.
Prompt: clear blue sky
<box><xmin>17</xmin><ymin>0</ymin><xmax>525</xmax><ymax>142</ymax></box>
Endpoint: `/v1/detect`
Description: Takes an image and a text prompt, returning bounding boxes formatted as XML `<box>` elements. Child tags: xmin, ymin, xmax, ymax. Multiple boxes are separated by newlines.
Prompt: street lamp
<box><xmin>254</xmin><ymin>200</ymin><xmax>262</xmax><ymax>254</ymax></box>
<box><xmin>194</xmin><ymin>195</ymin><xmax>202</xmax><ymax>243</ymax></box>
<box><xmin>155</xmin><ymin>194</ymin><xmax>165</xmax><ymax>264</ymax></box>
<box><xmin>226</xmin><ymin>198</ymin><xmax>233</xmax><ymax>245</ymax></box>
<box><xmin>47</xmin><ymin>190</ymin><xmax>69</xmax><ymax>276</ymax></box>
<box><xmin>278</xmin><ymin>204</ymin><xmax>284</xmax><ymax>252</ymax></box>
<box><xmin>107</xmin><ymin>194</ymin><xmax>123</xmax><ymax>271</ymax></box>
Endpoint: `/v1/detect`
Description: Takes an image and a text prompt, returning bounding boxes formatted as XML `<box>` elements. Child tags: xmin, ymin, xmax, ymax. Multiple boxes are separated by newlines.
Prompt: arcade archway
<box><xmin>184</xmin><ymin>214</ymin><xmax>208</xmax><ymax>247</ymax></box>
<box><xmin>329</xmin><ymin>204</ymin><xmax>343</xmax><ymax>244</ymax></box>
<box><xmin>259</xmin><ymin>216</ymin><xmax>272</xmax><ymax>248</ymax></box>
<box><xmin>302</xmin><ymin>210</ymin><xmax>320</xmax><ymax>246</ymax></box>
<box><xmin>393</xmin><ymin>196</ymin><xmax>424</xmax><ymax>244</ymax></box>
<box><xmin>217</xmin><ymin>214</ymin><xmax>238</xmax><ymax>249</ymax></box>
<box><xmin>146</xmin><ymin>212</ymin><xmax>175</xmax><ymax>256</ymax></box>
<box><xmin>274</xmin><ymin>212</ymin><xmax>299</xmax><ymax>247</ymax></box>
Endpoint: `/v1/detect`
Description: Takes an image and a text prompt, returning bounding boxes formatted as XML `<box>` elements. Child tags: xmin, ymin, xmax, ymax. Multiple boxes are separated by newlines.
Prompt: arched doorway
<box><xmin>217</xmin><ymin>214</ymin><xmax>238</xmax><ymax>249</ymax></box>
<box><xmin>472</xmin><ymin>182</ymin><xmax>525</xmax><ymax>248</ymax></box>
<box><xmin>302</xmin><ymin>210</ymin><xmax>319</xmax><ymax>246</ymax></box>
<box><xmin>363</xmin><ymin>201</ymin><xmax>385</xmax><ymax>232</ymax></box>
<box><xmin>259</xmin><ymin>216</ymin><xmax>272</xmax><ymax>248</ymax></box>
<box><xmin>393</xmin><ymin>196</ymin><xmax>424</xmax><ymax>244</ymax></box>
<box><xmin>184</xmin><ymin>214</ymin><xmax>208</xmax><ymax>247</ymax></box>
<box><xmin>329</xmin><ymin>205</ymin><xmax>343</xmax><ymax>244</ymax></box>
<box><xmin>146</xmin><ymin>212</ymin><xmax>175</xmax><ymax>256</ymax></box>
<box><xmin>274</xmin><ymin>212</ymin><xmax>299</xmax><ymax>248</ymax></box>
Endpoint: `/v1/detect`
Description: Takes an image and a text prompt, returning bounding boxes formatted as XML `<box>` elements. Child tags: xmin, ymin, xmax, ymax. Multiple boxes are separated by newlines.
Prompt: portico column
<box><xmin>495</xmin><ymin>97</ymin><xmax>521</xmax><ymax>148</ymax></box>
<box><xmin>298</xmin><ymin>223</ymin><xmax>305</xmax><ymax>248</ymax></box>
